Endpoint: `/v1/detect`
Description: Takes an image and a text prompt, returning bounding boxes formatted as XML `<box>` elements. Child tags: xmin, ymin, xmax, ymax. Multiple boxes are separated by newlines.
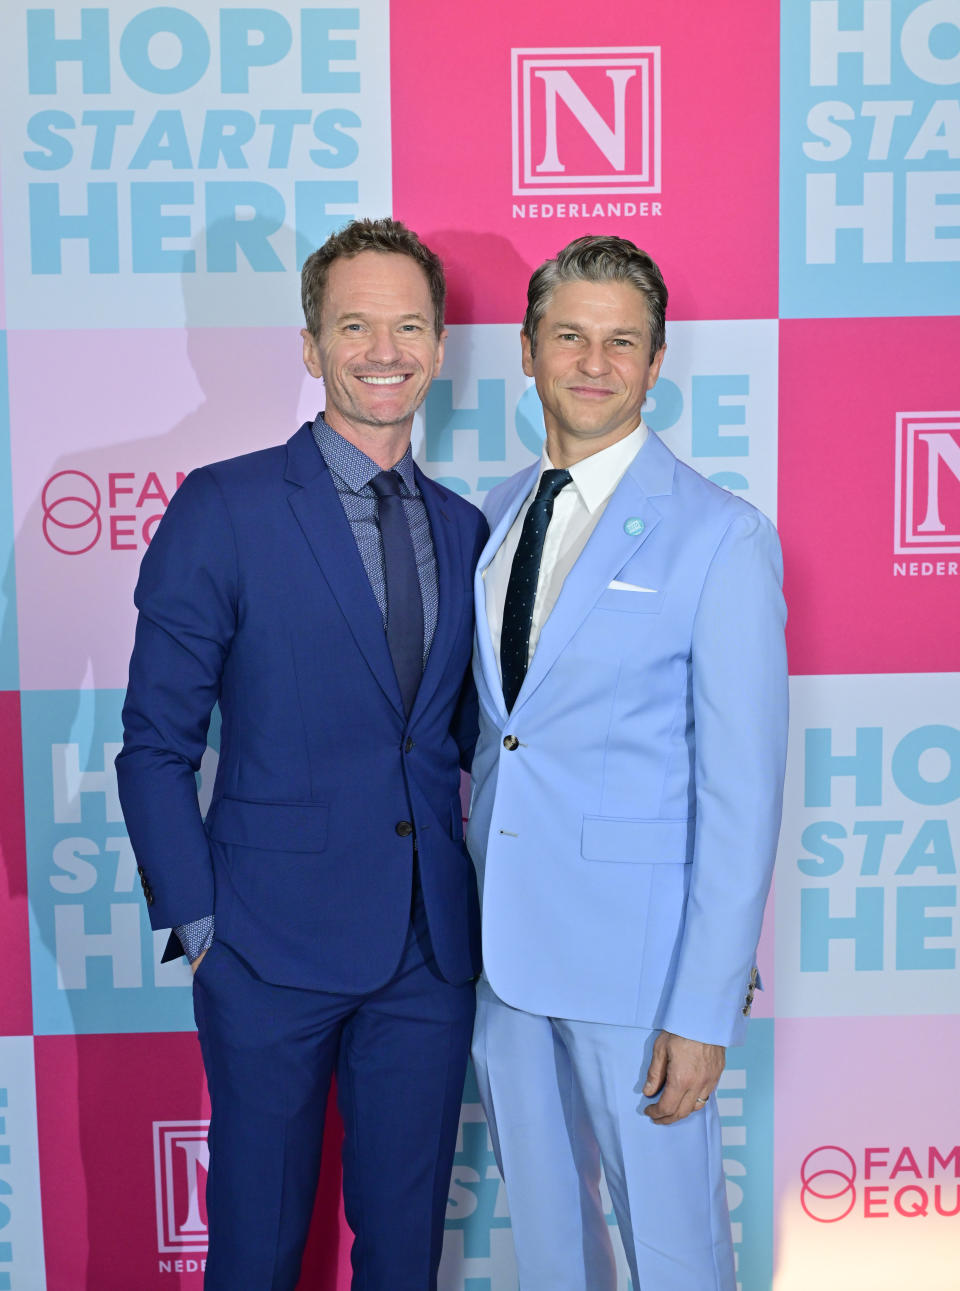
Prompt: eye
<box><xmin>399</xmin><ymin>323</ymin><xmax>423</xmax><ymax>333</ymax></box>
<box><xmin>344</xmin><ymin>322</ymin><xmax>364</xmax><ymax>333</ymax></box>
<box><xmin>558</xmin><ymin>332</ymin><xmax>580</xmax><ymax>343</ymax></box>
<box><xmin>611</xmin><ymin>337</ymin><xmax>634</xmax><ymax>348</ymax></box>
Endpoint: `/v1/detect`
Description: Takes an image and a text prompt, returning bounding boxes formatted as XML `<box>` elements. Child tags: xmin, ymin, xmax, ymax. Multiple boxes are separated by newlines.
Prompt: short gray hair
<box><xmin>523</xmin><ymin>235</ymin><xmax>667</xmax><ymax>361</ymax></box>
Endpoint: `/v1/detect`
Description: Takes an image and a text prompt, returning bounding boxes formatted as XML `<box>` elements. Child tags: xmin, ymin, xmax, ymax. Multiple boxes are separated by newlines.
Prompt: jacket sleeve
<box><xmin>115</xmin><ymin>466</ymin><xmax>238</xmax><ymax>932</ymax></box>
<box><xmin>660</xmin><ymin>509</ymin><xmax>788</xmax><ymax>1047</ymax></box>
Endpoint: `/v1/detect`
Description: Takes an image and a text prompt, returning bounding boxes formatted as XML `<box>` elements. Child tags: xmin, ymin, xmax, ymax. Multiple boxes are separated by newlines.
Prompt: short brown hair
<box><xmin>523</xmin><ymin>235</ymin><xmax>668</xmax><ymax>361</ymax></box>
<box><xmin>301</xmin><ymin>218</ymin><xmax>446</xmax><ymax>338</ymax></box>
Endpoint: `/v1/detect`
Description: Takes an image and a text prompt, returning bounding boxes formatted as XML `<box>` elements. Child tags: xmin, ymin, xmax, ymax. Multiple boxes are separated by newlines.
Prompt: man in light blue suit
<box><xmin>467</xmin><ymin>236</ymin><xmax>788</xmax><ymax>1290</ymax></box>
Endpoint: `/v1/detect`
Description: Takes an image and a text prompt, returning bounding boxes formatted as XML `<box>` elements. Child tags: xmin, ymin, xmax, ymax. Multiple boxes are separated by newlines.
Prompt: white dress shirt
<box><xmin>485</xmin><ymin>422</ymin><xmax>648</xmax><ymax>675</ymax></box>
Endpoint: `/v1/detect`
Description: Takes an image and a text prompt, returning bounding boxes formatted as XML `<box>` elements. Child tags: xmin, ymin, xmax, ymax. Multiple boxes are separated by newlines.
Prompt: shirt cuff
<box><xmin>174</xmin><ymin>915</ymin><xmax>215</xmax><ymax>963</ymax></box>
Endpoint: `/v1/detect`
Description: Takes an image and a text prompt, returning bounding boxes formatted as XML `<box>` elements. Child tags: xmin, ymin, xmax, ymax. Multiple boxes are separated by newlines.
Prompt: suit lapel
<box><xmin>516</xmin><ymin>432</ymin><xmax>677</xmax><ymax>712</ymax></box>
<box><xmin>473</xmin><ymin>463</ymin><xmax>540</xmax><ymax>723</ymax></box>
<box><xmin>284</xmin><ymin>424</ymin><xmax>404</xmax><ymax>717</ymax></box>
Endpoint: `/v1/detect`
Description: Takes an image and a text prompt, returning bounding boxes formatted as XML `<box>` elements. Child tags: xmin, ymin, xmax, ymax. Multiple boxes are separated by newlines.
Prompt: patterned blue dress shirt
<box><xmin>175</xmin><ymin>414</ymin><xmax>440</xmax><ymax>962</ymax></box>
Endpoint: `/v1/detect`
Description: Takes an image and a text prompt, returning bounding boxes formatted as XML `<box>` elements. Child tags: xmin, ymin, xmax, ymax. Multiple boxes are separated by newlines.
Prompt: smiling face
<box><xmin>301</xmin><ymin>250</ymin><xmax>446</xmax><ymax>461</ymax></box>
<box><xmin>522</xmin><ymin>278</ymin><xmax>666</xmax><ymax>467</ymax></box>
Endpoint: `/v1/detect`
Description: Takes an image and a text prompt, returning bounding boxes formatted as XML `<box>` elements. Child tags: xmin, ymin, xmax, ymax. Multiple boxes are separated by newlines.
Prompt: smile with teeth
<box><xmin>357</xmin><ymin>373</ymin><xmax>408</xmax><ymax>385</ymax></box>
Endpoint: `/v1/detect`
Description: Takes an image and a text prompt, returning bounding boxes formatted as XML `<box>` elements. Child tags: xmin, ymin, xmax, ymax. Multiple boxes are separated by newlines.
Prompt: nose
<box><xmin>363</xmin><ymin>325</ymin><xmax>403</xmax><ymax>366</ymax></box>
<box><xmin>578</xmin><ymin>340</ymin><xmax>611</xmax><ymax>377</ymax></box>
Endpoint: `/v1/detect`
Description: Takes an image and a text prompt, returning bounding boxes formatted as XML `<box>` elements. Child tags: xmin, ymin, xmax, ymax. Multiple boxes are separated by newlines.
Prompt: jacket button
<box><xmin>503</xmin><ymin>735</ymin><xmax>519</xmax><ymax>751</ymax></box>
<box><xmin>404</xmin><ymin>737</ymin><xmax>415</xmax><ymax>753</ymax></box>
<box><xmin>395</xmin><ymin>820</ymin><xmax>414</xmax><ymax>837</ymax></box>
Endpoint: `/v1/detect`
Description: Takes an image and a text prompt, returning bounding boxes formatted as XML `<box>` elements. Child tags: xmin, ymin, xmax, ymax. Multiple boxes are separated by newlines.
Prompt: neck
<box><xmin>545</xmin><ymin>422</ymin><xmax>639</xmax><ymax>470</ymax></box>
<box><xmin>324</xmin><ymin>411</ymin><xmax>412</xmax><ymax>471</ymax></box>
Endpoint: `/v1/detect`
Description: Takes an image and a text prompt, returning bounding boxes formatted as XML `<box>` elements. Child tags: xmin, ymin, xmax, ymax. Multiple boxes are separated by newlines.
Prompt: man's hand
<box><xmin>190</xmin><ymin>948</ymin><xmax>209</xmax><ymax>975</ymax></box>
<box><xmin>641</xmin><ymin>1031</ymin><xmax>725</xmax><ymax>1125</ymax></box>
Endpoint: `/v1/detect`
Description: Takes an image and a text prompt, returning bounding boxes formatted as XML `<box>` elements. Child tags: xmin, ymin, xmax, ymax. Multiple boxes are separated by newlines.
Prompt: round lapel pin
<box><xmin>624</xmin><ymin>517</ymin><xmax>645</xmax><ymax>536</ymax></box>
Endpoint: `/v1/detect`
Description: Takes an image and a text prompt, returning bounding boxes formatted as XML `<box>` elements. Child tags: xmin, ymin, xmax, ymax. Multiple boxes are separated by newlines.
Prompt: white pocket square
<box><xmin>607</xmin><ymin>579</ymin><xmax>658</xmax><ymax>593</ymax></box>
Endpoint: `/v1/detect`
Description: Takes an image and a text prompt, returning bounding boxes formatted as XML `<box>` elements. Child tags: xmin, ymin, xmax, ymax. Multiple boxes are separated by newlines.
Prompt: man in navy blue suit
<box><xmin>116</xmin><ymin>219</ymin><xmax>488</xmax><ymax>1290</ymax></box>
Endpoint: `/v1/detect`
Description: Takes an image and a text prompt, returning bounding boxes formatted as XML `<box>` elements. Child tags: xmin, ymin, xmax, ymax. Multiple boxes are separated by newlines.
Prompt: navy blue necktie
<box><xmin>370</xmin><ymin>469</ymin><xmax>424</xmax><ymax>716</ymax></box>
<box><xmin>500</xmin><ymin>468</ymin><xmax>572</xmax><ymax>712</ymax></box>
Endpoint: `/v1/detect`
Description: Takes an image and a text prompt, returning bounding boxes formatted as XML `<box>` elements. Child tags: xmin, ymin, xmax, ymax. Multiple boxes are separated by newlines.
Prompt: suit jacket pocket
<box><xmin>581</xmin><ymin>816</ymin><xmax>693</xmax><ymax>864</ymax></box>
<box><xmin>206</xmin><ymin>797</ymin><xmax>329</xmax><ymax>853</ymax></box>
<box><xmin>594</xmin><ymin>587</ymin><xmax>665</xmax><ymax>614</ymax></box>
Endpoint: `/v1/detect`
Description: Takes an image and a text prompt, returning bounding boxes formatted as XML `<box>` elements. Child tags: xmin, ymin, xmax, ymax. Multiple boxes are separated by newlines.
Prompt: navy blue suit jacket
<box><xmin>116</xmin><ymin>422</ymin><xmax>488</xmax><ymax>992</ymax></box>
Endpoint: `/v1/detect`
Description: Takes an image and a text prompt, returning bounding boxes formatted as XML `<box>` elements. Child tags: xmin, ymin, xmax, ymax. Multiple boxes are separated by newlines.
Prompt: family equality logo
<box><xmin>41</xmin><ymin>467</ymin><xmax>185</xmax><ymax>554</ymax></box>
<box><xmin>510</xmin><ymin>46</ymin><xmax>663</xmax><ymax>220</ymax></box>
<box><xmin>801</xmin><ymin>1143</ymin><xmax>960</xmax><ymax>1222</ymax></box>
<box><xmin>894</xmin><ymin>411</ymin><xmax>960</xmax><ymax>577</ymax></box>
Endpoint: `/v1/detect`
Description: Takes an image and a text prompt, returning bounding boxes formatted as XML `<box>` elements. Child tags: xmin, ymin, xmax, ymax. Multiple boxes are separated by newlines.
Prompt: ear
<box><xmin>646</xmin><ymin>344</ymin><xmax>666</xmax><ymax>391</ymax></box>
<box><xmin>301</xmin><ymin>328</ymin><xmax>324</xmax><ymax>380</ymax></box>
<box><xmin>433</xmin><ymin>327</ymin><xmax>447</xmax><ymax>377</ymax></box>
<box><xmin>521</xmin><ymin>328</ymin><xmax>535</xmax><ymax>378</ymax></box>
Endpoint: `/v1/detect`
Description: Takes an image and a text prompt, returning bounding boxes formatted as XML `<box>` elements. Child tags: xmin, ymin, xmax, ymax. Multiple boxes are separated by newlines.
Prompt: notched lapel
<box><xmin>516</xmin><ymin>433</ymin><xmax>677</xmax><ymax>711</ymax></box>
<box><xmin>473</xmin><ymin>463</ymin><xmax>539</xmax><ymax>724</ymax></box>
<box><xmin>284</xmin><ymin>426</ymin><xmax>404</xmax><ymax>716</ymax></box>
<box><xmin>414</xmin><ymin>470</ymin><xmax>463</xmax><ymax>718</ymax></box>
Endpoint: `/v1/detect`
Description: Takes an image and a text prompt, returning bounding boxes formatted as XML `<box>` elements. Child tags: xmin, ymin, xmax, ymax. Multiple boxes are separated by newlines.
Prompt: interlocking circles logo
<box><xmin>801</xmin><ymin>1146</ymin><xmax>858</xmax><ymax>1222</ymax></box>
<box><xmin>41</xmin><ymin>468</ymin><xmax>185</xmax><ymax>555</ymax></box>
<box><xmin>42</xmin><ymin>470</ymin><xmax>102</xmax><ymax>554</ymax></box>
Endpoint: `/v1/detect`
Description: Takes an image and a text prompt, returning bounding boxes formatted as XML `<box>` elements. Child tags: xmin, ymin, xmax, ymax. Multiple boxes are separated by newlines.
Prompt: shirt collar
<box><xmin>311</xmin><ymin>412</ymin><xmax>418</xmax><ymax>495</ymax></box>
<box><xmin>539</xmin><ymin>422</ymin><xmax>648</xmax><ymax>515</ymax></box>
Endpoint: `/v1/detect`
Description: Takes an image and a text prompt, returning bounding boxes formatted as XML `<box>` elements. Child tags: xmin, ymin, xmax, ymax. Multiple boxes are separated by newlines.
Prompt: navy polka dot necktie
<box><xmin>370</xmin><ymin>469</ymin><xmax>424</xmax><ymax>716</ymax></box>
<box><xmin>500</xmin><ymin>468</ymin><xmax>572</xmax><ymax>712</ymax></box>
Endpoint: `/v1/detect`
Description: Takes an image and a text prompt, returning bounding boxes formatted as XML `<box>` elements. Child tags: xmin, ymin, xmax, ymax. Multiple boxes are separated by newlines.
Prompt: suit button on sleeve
<box><xmin>503</xmin><ymin>735</ymin><xmax>519</xmax><ymax>751</ymax></box>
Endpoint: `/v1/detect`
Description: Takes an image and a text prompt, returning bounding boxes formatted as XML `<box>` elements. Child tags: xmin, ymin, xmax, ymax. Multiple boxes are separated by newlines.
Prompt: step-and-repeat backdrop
<box><xmin>1</xmin><ymin>2</ymin><xmax>958</xmax><ymax>1288</ymax></box>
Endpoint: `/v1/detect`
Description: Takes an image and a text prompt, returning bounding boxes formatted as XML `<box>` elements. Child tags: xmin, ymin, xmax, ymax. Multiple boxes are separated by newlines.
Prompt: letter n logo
<box><xmin>511</xmin><ymin>47</ymin><xmax>661</xmax><ymax>197</ymax></box>
<box><xmin>153</xmin><ymin>1120</ymin><xmax>210</xmax><ymax>1254</ymax></box>
<box><xmin>895</xmin><ymin>412</ymin><xmax>960</xmax><ymax>554</ymax></box>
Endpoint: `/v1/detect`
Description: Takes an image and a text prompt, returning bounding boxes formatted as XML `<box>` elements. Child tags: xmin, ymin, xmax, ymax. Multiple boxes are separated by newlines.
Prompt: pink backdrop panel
<box><xmin>35</xmin><ymin>1032</ymin><xmax>211</xmax><ymax>1291</ymax></box>
<box><xmin>779</xmin><ymin>317</ymin><xmax>960</xmax><ymax>676</ymax></box>
<box><xmin>8</xmin><ymin>327</ymin><xmax>313</xmax><ymax>690</ymax></box>
<box><xmin>390</xmin><ymin>0</ymin><xmax>778</xmax><ymax>324</ymax></box>
<box><xmin>773</xmin><ymin>1015</ymin><xmax>960</xmax><ymax>1291</ymax></box>
<box><xmin>0</xmin><ymin>689</ymin><xmax>31</xmax><ymax>1034</ymax></box>
<box><xmin>34</xmin><ymin>1031</ymin><xmax>352</xmax><ymax>1291</ymax></box>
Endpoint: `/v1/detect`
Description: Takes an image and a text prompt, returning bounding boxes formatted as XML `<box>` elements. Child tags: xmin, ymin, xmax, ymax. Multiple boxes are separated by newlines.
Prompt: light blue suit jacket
<box><xmin>466</xmin><ymin>431</ymin><xmax>788</xmax><ymax>1047</ymax></box>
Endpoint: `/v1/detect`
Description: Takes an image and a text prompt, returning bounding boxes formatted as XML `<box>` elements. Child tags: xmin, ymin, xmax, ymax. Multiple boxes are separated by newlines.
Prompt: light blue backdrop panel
<box><xmin>780</xmin><ymin>0</ymin><xmax>960</xmax><ymax>317</ymax></box>
<box><xmin>22</xmin><ymin>687</ymin><xmax>220</xmax><ymax>1035</ymax></box>
<box><xmin>720</xmin><ymin>1019</ymin><xmax>775</xmax><ymax>1291</ymax></box>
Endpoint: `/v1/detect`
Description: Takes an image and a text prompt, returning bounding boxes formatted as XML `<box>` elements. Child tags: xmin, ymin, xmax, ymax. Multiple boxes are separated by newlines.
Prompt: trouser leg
<box><xmin>193</xmin><ymin>939</ymin><xmax>340</xmax><ymax>1291</ymax></box>
<box><xmin>471</xmin><ymin>981</ymin><xmax>618</xmax><ymax>1291</ymax></box>
<box><xmin>555</xmin><ymin>1017</ymin><xmax>736</xmax><ymax>1291</ymax></box>
<box><xmin>337</xmin><ymin>890</ymin><xmax>475</xmax><ymax>1291</ymax></box>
